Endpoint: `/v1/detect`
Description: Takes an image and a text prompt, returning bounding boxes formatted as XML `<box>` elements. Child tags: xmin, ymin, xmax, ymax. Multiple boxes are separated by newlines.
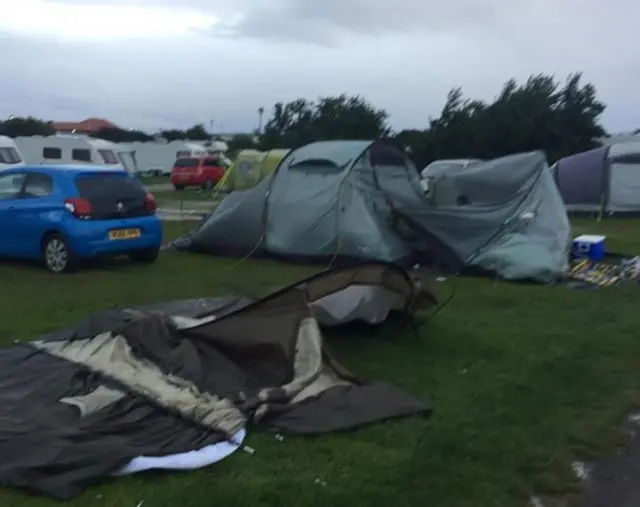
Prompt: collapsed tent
<box><xmin>0</xmin><ymin>263</ymin><xmax>434</xmax><ymax>500</ymax></box>
<box><xmin>552</xmin><ymin>141</ymin><xmax>640</xmax><ymax>216</ymax></box>
<box><xmin>420</xmin><ymin>158</ymin><xmax>483</xmax><ymax>179</ymax></box>
<box><xmin>175</xmin><ymin>140</ymin><xmax>570</xmax><ymax>282</ymax></box>
<box><xmin>217</xmin><ymin>148</ymin><xmax>291</xmax><ymax>191</ymax></box>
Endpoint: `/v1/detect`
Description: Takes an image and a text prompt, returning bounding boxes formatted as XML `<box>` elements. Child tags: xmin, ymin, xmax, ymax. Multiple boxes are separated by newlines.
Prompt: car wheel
<box><xmin>173</xmin><ymin>184</ymin><xmax>185</xmax><ymax>190</ymax></box>
<box><xmin>202</xmin><ymin>179</ymin><xmax>214</xmax><ymax>191</ymax></box>
<box><xmin>129</xmin><ymin>248</ymin><xmax>160</xmax><ymax>264</ymax></box>
<box><xmin>42</xmin><ymin>234</ymin><xmax>78</xmax><ymax>274</ymax></box>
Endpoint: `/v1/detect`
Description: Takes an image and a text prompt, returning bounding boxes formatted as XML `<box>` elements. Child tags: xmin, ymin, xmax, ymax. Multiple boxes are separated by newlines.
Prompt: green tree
<box><xmin>184</xmin><ymin>124</ymin><xmax>210</xmax><ymax>140</ymax></box>
<box><xmin>259</xmin><ymin>99</ymin><xmax>316</xmax><ymax>149</ymax></box>
<box><xmin>92</xmin><ymin>127</ymin><xmax>153</xmax><ymax>143</ymax></box>
<box><xmin>552</xmin><ymin>73</ymin><xmax>607</xmax><ymax>157</ymax></box>
<box><xmin>226</xmin><ymin>133</ymin><xmax>257</xmax><ymax>154</ymax></box>
<box><xmin>0</xmin><ymin>116</ymin><xmax>56</xmax><ymax>137</ymax></box>
<box><xmin>399</xmin><ymin>73</ymin><xmax>607</xmax><ymax>168</ymax></box>
<box><xmin>159</xmin><ymin>129</ymin><xmax>187</xmax><ymax>142</ymax></box>
<box><xmin>259</xmin><ymin>94</ymin><xmax>390</xmax><ymax>150</ymax></box>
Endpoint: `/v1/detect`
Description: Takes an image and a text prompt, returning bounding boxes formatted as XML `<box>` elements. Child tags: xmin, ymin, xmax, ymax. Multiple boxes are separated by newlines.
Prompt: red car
<box><xmin>170</xmin><ymin>156</ymin><xmax>226</xmax><ymax>191</ymax></box>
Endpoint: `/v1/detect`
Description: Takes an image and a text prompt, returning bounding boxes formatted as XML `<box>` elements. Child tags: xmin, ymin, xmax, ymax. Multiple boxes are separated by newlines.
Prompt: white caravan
<box><xmin>0</xmin><ymin>136</ymin><xmax>25</xmax><ymax>170</ymax></box>
<box><xmin>14</xmin><ymin>135</ymin><xmax>138</xmax><ymax>176</ymax></box>
<box><xmin>129</xmin><ymin>139</ymin><xmax>228</xmax><ymax>176</ymax></box>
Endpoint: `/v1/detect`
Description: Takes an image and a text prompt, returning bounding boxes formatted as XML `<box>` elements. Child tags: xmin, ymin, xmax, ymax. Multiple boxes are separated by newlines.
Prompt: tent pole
<box><xmin>597</xmin><ymin>192</ymin><xmax>604</xmax><ymax>222</ymax></box>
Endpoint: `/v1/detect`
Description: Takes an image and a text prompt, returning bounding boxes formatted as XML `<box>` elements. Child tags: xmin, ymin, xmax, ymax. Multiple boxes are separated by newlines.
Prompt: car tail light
<box><xmin>64</xmin><ymin>197</ymin><xmax>92</xmax><ymax>219</ymax></box>
<box><xmin>144</xmin><ymin>193</ymin><xmax>157</xmax><ymax>213</ymax></box>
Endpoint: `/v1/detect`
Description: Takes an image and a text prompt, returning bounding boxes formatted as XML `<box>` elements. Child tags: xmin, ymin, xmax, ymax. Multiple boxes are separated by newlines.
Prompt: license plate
<box><xmin>108</xmin><ymin>228</ymin><xmax>141</xmax><ymax>240</ymax></box>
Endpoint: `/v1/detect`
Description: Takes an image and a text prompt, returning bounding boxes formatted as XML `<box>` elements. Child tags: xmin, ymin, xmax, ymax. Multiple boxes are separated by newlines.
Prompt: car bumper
<box><xmin>66</xmin><ymin>215</ymin><xmax>163</xmax><ymax>258</ymax></box>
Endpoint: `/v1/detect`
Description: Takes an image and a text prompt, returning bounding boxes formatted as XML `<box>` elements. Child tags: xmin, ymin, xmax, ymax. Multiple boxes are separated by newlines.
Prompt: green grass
<box><xmin>1</xmin><ymin>219</ymin><xmax>640</xmax><ymax>507</ymax></box>
<box><xmin>153</xmin><ymin>188</ymin><xmax>222</xmax><ymax>207</ymax></box>
<box><xmin>139</xmin><ymin>175</ymin><xmax>171</xmax><ymax>185</ymax></box>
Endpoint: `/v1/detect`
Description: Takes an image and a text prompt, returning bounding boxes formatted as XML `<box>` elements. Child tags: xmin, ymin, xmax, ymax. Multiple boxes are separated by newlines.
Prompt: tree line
<box><xmin>0</xmin><ymin>118</ymin><xmax>213</xmax><ymax>143</ymax></box>
<box><xmin>0</xmin><ymin>72</ymin><xmax>609</xmax><ymax>167</ymax></box>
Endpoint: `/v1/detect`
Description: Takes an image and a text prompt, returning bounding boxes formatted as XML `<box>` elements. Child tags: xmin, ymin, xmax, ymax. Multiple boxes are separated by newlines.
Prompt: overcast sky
<box><xmin>0</xmin><ymin>0</ymin><xmax>638</xmax><ymax>134</ymax></box>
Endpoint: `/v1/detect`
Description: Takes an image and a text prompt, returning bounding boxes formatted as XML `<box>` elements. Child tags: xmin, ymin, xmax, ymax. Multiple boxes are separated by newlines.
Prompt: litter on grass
<box><xmin>569</xmin><ymin>256</ymin><xmax>640</xmax><ymax>287</ymax></box>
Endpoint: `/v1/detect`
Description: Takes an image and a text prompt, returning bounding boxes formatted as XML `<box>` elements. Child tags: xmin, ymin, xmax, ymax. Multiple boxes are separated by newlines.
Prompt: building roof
<box><xmin>51</xmin><ymin>118</ymin><xmax>120</xmax><ymax>133</ymax></box>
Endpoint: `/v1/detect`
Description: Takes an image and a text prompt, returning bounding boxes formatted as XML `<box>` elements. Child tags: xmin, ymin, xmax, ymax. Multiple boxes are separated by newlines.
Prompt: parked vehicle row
<box><xmin>129</xmin><ymin>140</ymin><xmax>228</xmax><ymax>177</ymax></box>
<box><xmin>170</xmin><ymin>155</ymin><xmax>226</xmax><ymax>190</ymax></box>
<box><xmin>0</xmin><ymin>135</ymin><xmax>231</xmax><ymax>180</ymax></box>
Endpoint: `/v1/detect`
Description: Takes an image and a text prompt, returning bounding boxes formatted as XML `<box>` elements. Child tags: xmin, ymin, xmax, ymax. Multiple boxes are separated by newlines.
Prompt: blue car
<box><xmin>0</xmin><ymin>165</ymin><xmax>163</xmax><ymax>273</ymax></box>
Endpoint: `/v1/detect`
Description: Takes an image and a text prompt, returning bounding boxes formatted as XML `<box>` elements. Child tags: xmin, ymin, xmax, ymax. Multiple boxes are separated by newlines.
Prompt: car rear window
<box><xmin>173</xmin><ymin>158</ymin><xmax>199</xmax><ymax>168</ymax></box>
<box><xmin>74</xmin><ymin>173</ymin><xmax>146</xmax><ymax>200</ymax></box>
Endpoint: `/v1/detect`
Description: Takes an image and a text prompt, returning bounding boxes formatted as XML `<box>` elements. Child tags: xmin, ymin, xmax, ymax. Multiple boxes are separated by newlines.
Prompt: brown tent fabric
<box><xmin>0</xmin><ymin>262</ymin><xmax>436</xmax><ymax>499</ymax></box>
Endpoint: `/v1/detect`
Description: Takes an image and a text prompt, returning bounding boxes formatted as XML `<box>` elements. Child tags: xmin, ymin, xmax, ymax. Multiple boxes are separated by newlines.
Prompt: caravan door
<box><xmin>116</xmin><ymin>149</ymin><xmax>139</xmax><ymax>177</ymax></box>
<box><xmin>89</xmin><ymin>139</ymin><xmax>130</xmax><ymax>173</ymax></box>
<box><xmin>96</xmin><ymin>148</ymin><xmax>121</xmax><ymax>166</ymax></box>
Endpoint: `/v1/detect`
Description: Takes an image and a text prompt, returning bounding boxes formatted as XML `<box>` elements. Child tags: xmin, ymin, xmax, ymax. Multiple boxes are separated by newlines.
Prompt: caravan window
<box><xmin>42</xmin><ymin>147</ymin><xmax>62</xmax><ymax>159</ymax></box>
<box><xmin>98</xmin><ymin>149</ymin><xmax>119</xmax><ymax>164</ymax></box>
<box><xmin>0</xmin><ymin>147</ymin><xmax>22</xmax><ymax>164</ymax></box>
<box><xmin>176</xmin><ymin>150</ymin><xmax>191</xmax><ymax>158</ymax></box>
<box><xmin>72</xmin><ymin>148</ymin><xmax>92</xmax><ymax>162</ymax></box>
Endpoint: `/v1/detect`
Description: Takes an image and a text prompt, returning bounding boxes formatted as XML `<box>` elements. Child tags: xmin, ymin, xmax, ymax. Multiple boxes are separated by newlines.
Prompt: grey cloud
<box><xmin>55</xmin><ymin>0</ymin><xmax>527</xmax><ymax>44</ymax></box>
<box><xmin>1</xmin><ymin>1</ymin><xmax>640</xmax><ymax>134</ymax></box>
<box><xmin>227</xmin><ymin>0</ymin><xmax>512</xmax><ymax>43</ymax></box>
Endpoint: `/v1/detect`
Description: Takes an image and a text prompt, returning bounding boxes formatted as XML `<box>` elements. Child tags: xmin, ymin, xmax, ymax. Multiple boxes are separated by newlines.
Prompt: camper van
<box><xmin>130</xmin><ymin>140</ymin><xmax>228</xmax><ymax>177</ymax></box>
<box><xmin>14</xmin><ymin>135</ymin><xmax>138</xmax><ymax>176</ymax></box>
<box><xmin>0</xmin><ymin>136</ymin><xmax>25</xmax><ymax>170</ymax></box>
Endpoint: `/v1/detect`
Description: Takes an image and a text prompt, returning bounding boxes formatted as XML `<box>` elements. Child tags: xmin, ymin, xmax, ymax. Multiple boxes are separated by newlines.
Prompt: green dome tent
<box><xmin>177</xmin><ymin>140</ymin><xmax>570</xmax><ymax>282</ymax></box>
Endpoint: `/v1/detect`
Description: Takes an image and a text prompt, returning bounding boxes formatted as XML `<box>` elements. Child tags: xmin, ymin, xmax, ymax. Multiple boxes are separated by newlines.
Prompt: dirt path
<box><xmin>580</xmin><ymin>415</ymin><xmax>640</xmax><ymax>507</ymax></box>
